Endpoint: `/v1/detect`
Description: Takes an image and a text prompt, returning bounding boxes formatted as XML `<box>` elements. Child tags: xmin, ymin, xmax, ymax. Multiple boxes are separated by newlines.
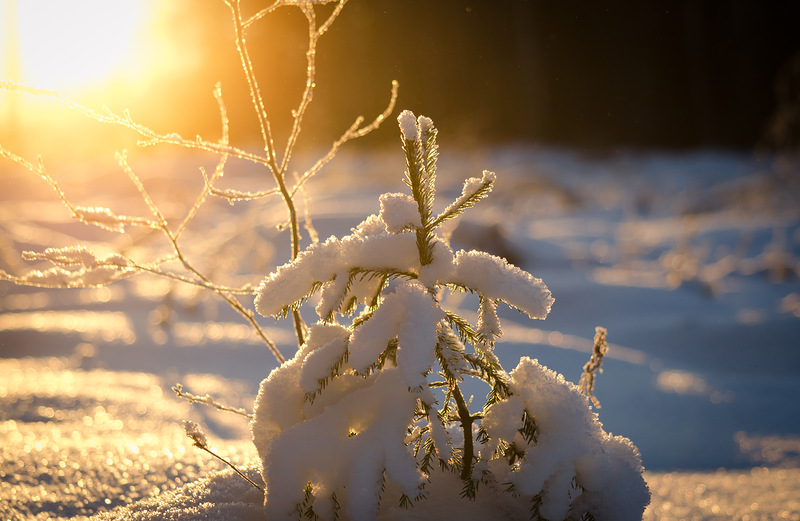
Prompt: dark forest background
<box><xmin>312</xmin><ymin>0</ymin><xmax>800</xmax><ymax>150</ymax></box>
<box><xmin>192</xmin><ymin>0</ymin><xmax>800</xmax><ymax>151</ymax></box>
<box><xmin>7</xmin><ymin>0</ymin><xmax>800</xmax><ymax>152</ymax></box>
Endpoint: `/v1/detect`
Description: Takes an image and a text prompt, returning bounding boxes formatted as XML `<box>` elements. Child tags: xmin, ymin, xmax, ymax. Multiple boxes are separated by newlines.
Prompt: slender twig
<box><xmin>173</xmin><ymin>384</ymin><xmax>254</xmax><ymax>419</ymax></box>
<box><xmin>128</xmin><ymin>262</ymin><xmax>254</xmax><ymax>295</ymax></box>
<box><xmin>187</xmin><ymin>436</ymin><xmax>264</xmax><ymax>493</ymax></box>
<box><xmin>279</xmin><ymin>0</ymin><xmax>349</xmax><ymax>175</ymax></box>
<box><xmin>289</xmin><ymin>80</ymin><xmax>399</xmax><ymax>196</ymax></box>
<box><xmin>0</xmin><ymin>146</ymin><xmax>157</xmax><ymax>231</ymax></box>
<box><xmin>242</xmin><ymin>0</ymin><xmax>285</xmax><ymax>29</ymax></box>
<box><xmin>1</xmin><ymin>0</ymin><xmax>396</xmax><ymax>364</ymax></box>
<box><xmin>294</xmin><ymin>172</ymin><xmax>319</xmax><ymax>245</ymax></box>
<box><xmin>0</xmin><ymin>81</ymin><xmax>270</xmax><ymax>167</ymax></box>
<box><xmin>227</xmin><ymin>0</ymin><xmax>307</xmax><ymax>348</ymax></box>
<box><xmin>219</xmin><ymin>291</ymin><xmax>285</xmax><ymax>363</ymax></box>
<box><xmin>227</xmin><ymin>0</ymin><xmax>278</xmax><ymax>168</ymax></box>
<box><xmin>118</xmin><ymin>151</ymin><xmax>286</xmax><ymax>363</ymax></box>
<box><xmin>176</xmin><ymin>83</ymin><xmax>230</xmax><ymax>239</ymax></box>
<box><xmin>200</xmin><ymin>443</ymin><xmax>264</xmax><ymax>493</ymax></box>
<box><xmin>200</xmin><ymin>169</ymin><xmax>281</xmax><ymax>202</ymax></box>
<box><xmin>579</xmin><ymin>326</ymin><xmax>609</xmax><ymax>408</ymax></box>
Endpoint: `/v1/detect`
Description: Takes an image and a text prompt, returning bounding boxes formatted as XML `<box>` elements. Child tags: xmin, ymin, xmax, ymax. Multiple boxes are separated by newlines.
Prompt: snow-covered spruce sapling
<box><xmin>251</xmin><ymin>111</ymin><xmax>650</xmax><ymax>521</ymax></box>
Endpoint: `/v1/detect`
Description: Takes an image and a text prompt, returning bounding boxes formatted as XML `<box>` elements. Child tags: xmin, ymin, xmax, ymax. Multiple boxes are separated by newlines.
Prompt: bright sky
<box><xmin>0</xmin><ymin>0</ymin><xmax>214</xmax><ymax>158</ymax></box>
<box><xmin>1</xmin><ymin>0</ymin><xmax>149</xmax><ymax>91</ymax></box>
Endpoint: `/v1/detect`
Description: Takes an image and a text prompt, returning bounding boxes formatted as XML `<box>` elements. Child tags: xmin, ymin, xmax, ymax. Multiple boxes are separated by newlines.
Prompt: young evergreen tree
<box><xmin>251</xmin><ymin>111</ymin><xmax>650</xmax><ymax>521</ymax></box>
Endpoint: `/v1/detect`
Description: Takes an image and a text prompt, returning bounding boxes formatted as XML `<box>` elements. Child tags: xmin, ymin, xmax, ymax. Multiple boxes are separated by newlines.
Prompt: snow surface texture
<box><xmin>2</xmin><ymin>358</ymin><xmax>799</xmax><ymax>521</ymax></box>
<box><xmin>0</xmin><ymin>357</ymin><xmax>259</xmax><ymax>520</ymax></box>
<box><xmin>2</xmin><ymin>147</ymin><xmax>799</xmax><ymax>519</ymax></box>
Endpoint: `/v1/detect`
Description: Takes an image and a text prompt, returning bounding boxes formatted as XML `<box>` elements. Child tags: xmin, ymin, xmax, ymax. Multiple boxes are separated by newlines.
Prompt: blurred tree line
<box><xmin>207</xmin><ymin>0</ymin><xmax>800</xmax><ymax>150</ymax></box>
<box><xmin>6</xmin><ymin>0</ymin><xmax>800</xmax><ymax>153</ymax></box>
<box><xmin>316</xmin><ymin>0</ymin><xmax>800</xmax><ymax>150</ymax></box>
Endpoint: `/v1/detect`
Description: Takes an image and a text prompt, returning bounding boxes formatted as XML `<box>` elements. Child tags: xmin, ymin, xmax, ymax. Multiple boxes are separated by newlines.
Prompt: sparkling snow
<box><xmin>1</xmin><ymin>147</ymin><xmax>799</xmax><ymax>519</ymax></box>
<box><xmin>2</xmin><ymin>358</ymin><xmax>799</xmax><ymax>520</ymax></box>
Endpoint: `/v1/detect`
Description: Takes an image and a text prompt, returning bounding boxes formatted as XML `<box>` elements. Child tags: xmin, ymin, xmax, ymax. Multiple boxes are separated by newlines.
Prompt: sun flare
<box><xmin>3</xmin><ymin>0</ymin><xmax>148</xmax><ymax>92</ymax></box>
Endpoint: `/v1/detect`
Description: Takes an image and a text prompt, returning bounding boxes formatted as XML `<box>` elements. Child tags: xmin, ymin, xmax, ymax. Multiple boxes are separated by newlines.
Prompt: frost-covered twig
<box><xmin>182</xmin><ymin>420</ymin><xmax>264</xmax><ymax>493</ymax></box>
<box><xmin>223</xmin><ymin>0</ymin><xmax>397</xmax><ymax>349</ymax></box>
<box><xmin>120</xmin><ymin>150</ymin><xmax>288</xmax><ymax>363</ymax></box>
<box><xmin>1</xmin><ymin>0</ymin><xmax>396</xmax><ymax>359</ymax></box>
<box><xmin>176</xmin><ymin>83</ymin><xmax>231</xmax><ymax>239</ymax></box>
<box><xmin>578</xmin><ymin>326</ymin><xmax>610</xmax><ymax>408</ymax></box>
<box><xmin>0</xmin><ymin>81</ymin><xmax>270</xmax><ymax>166</ymax></box>
<box><xmin>289</xmin><ymin>80</ymin><xmax>399</xmax><ymax>197</ymax></box>
<box><xmin>0</xmin><ymin>146</ymin><xmax>156</xmax><ymax>233</ymax></box>
<box><xmin>173</xmin><ymin>384</ymin><xmax>253</xmax><ymax>419</ymax></box>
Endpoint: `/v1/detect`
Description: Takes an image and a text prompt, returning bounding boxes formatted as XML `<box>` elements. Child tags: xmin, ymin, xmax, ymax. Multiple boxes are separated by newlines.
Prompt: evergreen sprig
<box><xmin>419</xmin><ymin>436</ymin><xmax>439</xmax><ymax>474</ymax></box>
<box><xmin>420</xmin><ymin>121</ymin><xmax>438</xmax><ymax>184</ymax></box>
<box><xmin>519</xmin><ymin>409</ymin><xmax>538</xmax><ymax>445</ymax></box>
<box><xmin>354</xmin><ymin>339</ymin><xmax>399</xmax><ymax>378</ymax></box>
<box><xmin>530</xmin><ymin>493</ymin><xmax>545</xmax><ymax>521</ymax></box>
<box><xmin>401</xmin><ymin>117</ymin><xmax>437</xmax><ymax>266</ymax></box>
<box><xmin>276</xmin><ymin>281</ymin><xmax>325</xmax><ymax>319</ymax></box>
<box><xmin>430</xmin><ymin>174</ymin><xmax>495</xmax><ymax>229</ymax></box>
<box><xmin>434</xmin><ymin>325</ymin><xmax>466</xmax><ymax>385</ymax></box>
<box><xmin>304</xmin><ymin>348</ymin><xmax>350</xmax><ymax>404</ymax></box>
<box><xmin>334</xmin><ymin>267</ymin><xmax>418</xmax><ymax>323</ymax></box>
<box><xmin>463</xmin><ymin>352</ymin><xmax>511</xmax><ymax>405</ymax></box>
<box><xmin>298</xmin><ymin>482</ymin><xmax>325</xmax><ymax>521</ymax></box>
<box><xmin>444</xmin><ymin>310</ymin><xmax>481</xmax><ymax>346</ymax></box>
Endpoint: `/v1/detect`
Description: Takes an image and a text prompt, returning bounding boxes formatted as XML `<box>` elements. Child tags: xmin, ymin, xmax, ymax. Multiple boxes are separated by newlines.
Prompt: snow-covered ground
<box><xmin>1</xmin><ymin>146</ymin><xmax>799</xmax><ymax>519</ymax></box>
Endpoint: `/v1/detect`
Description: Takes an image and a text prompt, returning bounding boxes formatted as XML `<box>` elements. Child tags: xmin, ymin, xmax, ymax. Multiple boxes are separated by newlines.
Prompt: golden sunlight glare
<box><xmin>3</xmin><ymin>0</ymin><xmax>148</xmax><ymax>91</ymax></box>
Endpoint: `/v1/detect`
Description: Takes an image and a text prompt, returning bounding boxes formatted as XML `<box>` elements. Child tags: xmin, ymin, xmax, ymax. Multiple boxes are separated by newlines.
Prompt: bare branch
<box><xmin>200</xmin><ymin>166</ymin><xmax>281</xmax><ymax>202</ymax></box>
<box><xmin>0</xmin><ymin>81</ymin><xmax>270</xmax><ymax>167</ymax></box>
<box><xmin>182</xmin><ymin>420</ymin><xmax>264</xmax><ymax>493</ymax></box>
<box><xmin>127</xmin><ymin>262</ymin><xmax>256</xmax><ymax>295</ymax></box>
<box><xmin>173</xmin><ymin>383</ymin><xmax>254</xmax><ymax>419</ymax></box>
<box><xmin>176</xmin><ymin>83</ymin><xmax>231</xmax><ymax>238</ymax></box>
<box><xmin>294</xmin><ymin>171</ymin><xmax>319</xmax><ymax>245</ymax></box>
<box><xmin>226</xmin><ymin>0</ymin><xmax>279</xmax><ymax>168</ymax></box>
<box><xmin>291</xmin><ymin>80</ymin><xmax>399</xmax><ymax>195</ymax></box>
<box><xmin>242</xmin><ymin>0</ymin><xmax>286</xmax><ymax>30</ymax></box>
<box><xmin>0</xmin><ymin>145</ymin><xmax>157</xmax><ymax>232</ymax></box>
